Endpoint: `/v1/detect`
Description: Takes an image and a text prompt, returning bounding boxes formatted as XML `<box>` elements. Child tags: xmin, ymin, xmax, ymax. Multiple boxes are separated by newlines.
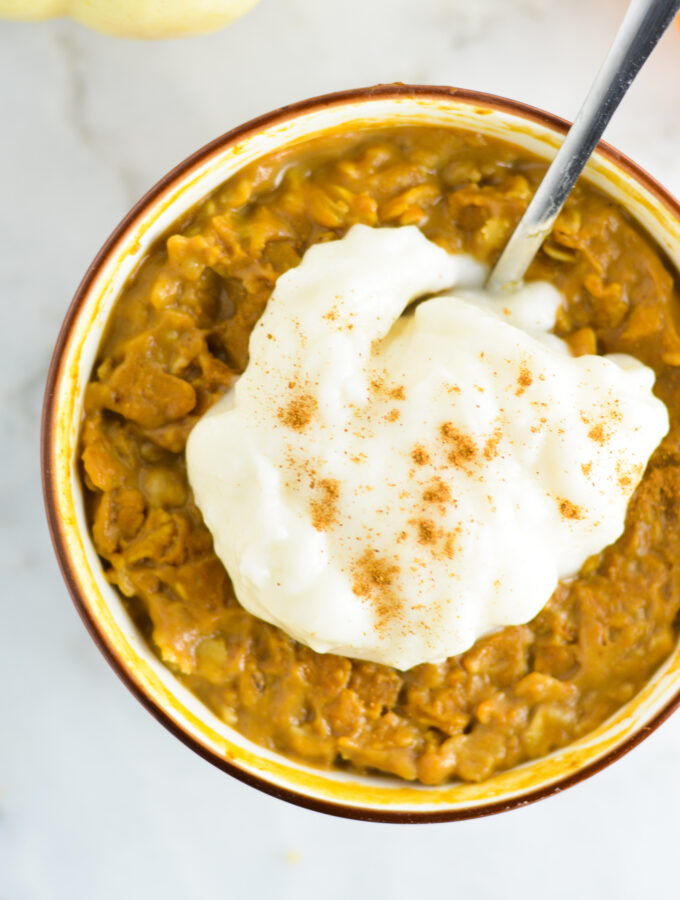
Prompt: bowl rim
<box><xmin>42</xmin><ymin>82</ymin><xmax>680</xmax><ymax>824</ymax></box>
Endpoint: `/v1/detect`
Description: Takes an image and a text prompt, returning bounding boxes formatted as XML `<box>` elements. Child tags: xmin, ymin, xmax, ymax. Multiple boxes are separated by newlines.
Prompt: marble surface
<box><xmin>2</xmin><ymin>1</ymin><xmax>680</xmax><ymax>897</ymax></box>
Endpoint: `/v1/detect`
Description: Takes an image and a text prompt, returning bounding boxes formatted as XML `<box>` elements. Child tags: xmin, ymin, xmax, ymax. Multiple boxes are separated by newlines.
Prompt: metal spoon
<box><xmin>487</xmin><ymin>0</ymin><xmax>680</xmax><ymax>292</ymax></box>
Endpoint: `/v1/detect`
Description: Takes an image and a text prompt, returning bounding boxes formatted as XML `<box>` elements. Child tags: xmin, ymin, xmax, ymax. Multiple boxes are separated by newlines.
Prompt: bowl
<box><xmin>42</xmin><ymin>84</ymin><xmax>680</xmax><ymax>823</ymax></box>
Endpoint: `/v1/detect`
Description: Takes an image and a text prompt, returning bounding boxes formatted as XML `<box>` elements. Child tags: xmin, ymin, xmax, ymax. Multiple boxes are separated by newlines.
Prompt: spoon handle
<box><xmin>487</xmin><ymin>0</ymin><xmax>680</xmax><ymax>291</ymax></box>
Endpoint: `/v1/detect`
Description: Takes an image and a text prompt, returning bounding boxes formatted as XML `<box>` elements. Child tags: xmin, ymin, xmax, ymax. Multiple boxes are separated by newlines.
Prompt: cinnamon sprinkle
<box><xmin>351</xmin><ymin>549</ymin><xmax>402</xmax><ymax>627</ymax></box>
<box><xmin>370</xmin><ymin>379</ymin><xmax>406</xmax><ymax>401</ymax></box>
<box><xmin>278</xmin><ymin>393</ymin><xmax>317</xmax><ymax>431</ymax></box>
<box><xmin>440</xmin><ymin>422</ymin><xmax>477</xmax><ymax>468</ymax></box>
<box><xmin>410</xmin><ymin>518</ymin><xmax>460</xmax><ymax>560</ymax></box>
<box><xmin>443</xmin><ymin>532</ymin><xmax>457</xmax><ymax>559</ymax></box>
<box><xmin>616</xmin><ymin>459</ymin><xmax>641</xmax><ymax>491</ymax></box>
<box><xmin>415</xmin><ymin>518</ymin><xmax>437</xmax><ymax>545</ymax></box>
<box><xmin>588</xmin><ymin>423</ymin><xmax>608</xmax><ymax>444</ymax></box>
<box><xmin>422</xmin><ymin>478</ymin><xmax>451</xmax><ymax>504</ymax></box>
<box><xmin>558</xmin><ymin>498</ymin><xmax>584</xmax><ymax>520</ymax></box>
<box><xmin>483</xmin><ymin>427</ymin><xmax>503</xmax><ymax>461</ymax></box>
<box><xmin>515</xmin><ymin>363</ymin><xmax>533</xmax><ymax>397</ymax></box>
<box><xmin>310</xmin><ymin>478</ymin><xmax>340</xmax><ymax>531</ymax></box>
<box><xmin>411</xmin><ymin>445</ymin><xmax>430</xmax><ymax>465</ymax></box>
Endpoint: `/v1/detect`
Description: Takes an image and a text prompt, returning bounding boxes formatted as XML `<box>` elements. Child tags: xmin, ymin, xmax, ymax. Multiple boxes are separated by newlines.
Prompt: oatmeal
<box><xmin>81</xmin><ymin>126</ymin><xmax>680</xmax><ymax>783</ymax></box>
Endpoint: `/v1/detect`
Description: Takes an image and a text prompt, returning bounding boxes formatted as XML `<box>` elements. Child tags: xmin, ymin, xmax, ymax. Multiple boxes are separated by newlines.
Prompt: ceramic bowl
<box><xmin>42</xmin><ymin>84</ymin><xmax>680</xmax><ymax>822</ymax></box>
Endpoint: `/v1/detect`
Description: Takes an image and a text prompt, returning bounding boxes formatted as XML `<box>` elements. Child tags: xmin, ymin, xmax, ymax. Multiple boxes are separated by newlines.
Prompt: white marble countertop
<box><xmin>2</xmin><ymin>1</ymin><xmax>680</xmax><ymax>897</ymax></box>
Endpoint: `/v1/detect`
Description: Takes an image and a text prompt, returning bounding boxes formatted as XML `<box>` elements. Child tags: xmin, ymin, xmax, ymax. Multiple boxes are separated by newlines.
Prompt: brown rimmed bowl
<box><xmin>42</xmin><ymin>84</ymin><xmax>680</xmax><ymax>823</ymax></box>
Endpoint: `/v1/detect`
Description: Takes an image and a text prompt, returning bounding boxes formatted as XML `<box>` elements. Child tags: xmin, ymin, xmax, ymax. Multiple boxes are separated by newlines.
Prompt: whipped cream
<box><xmin>187</xmin><ymin>224</ymin><xmax>669</xmax><ymax>669</ymax></box>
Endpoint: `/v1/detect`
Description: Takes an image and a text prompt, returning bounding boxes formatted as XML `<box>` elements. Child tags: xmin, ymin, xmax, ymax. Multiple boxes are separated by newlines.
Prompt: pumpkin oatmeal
<box><xmin>81</xmin><ymin>126</ymin><xmax>680</xmax><ymax>784</ymax></box>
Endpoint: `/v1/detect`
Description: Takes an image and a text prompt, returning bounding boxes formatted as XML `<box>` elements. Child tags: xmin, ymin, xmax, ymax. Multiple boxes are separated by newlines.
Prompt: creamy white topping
<box><xmin>187</xmin><ymin>224</ymin><xmax>669</xmax><ymax>670</ymax></box>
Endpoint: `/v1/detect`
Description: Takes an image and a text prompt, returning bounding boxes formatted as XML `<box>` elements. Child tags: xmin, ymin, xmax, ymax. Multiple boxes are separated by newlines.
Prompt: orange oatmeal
<box><xmin>81</xmin><ymin>126</ymin><xmax>680</xmax><ymax>784</ymax></box>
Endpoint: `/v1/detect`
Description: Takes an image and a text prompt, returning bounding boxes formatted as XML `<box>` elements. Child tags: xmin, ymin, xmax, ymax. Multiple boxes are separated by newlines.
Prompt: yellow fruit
<box><xmin>0</xmin><ymin>0</ymin><xmax>260</xmax><ymax>39</ymax></box>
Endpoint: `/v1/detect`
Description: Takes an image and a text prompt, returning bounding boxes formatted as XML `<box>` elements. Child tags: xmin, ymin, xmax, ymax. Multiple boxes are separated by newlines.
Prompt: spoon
<box><xmin>487</xmin><ymin>0</ymin><xmax>680</xmax><ymax>292</ymax></box>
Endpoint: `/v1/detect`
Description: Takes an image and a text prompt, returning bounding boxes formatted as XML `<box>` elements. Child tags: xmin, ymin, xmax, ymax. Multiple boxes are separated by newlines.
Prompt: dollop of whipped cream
<box><xmin>187</xmin><ymin>224</ymin><xmax>669</xmax><ymax>670</ymax></box>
